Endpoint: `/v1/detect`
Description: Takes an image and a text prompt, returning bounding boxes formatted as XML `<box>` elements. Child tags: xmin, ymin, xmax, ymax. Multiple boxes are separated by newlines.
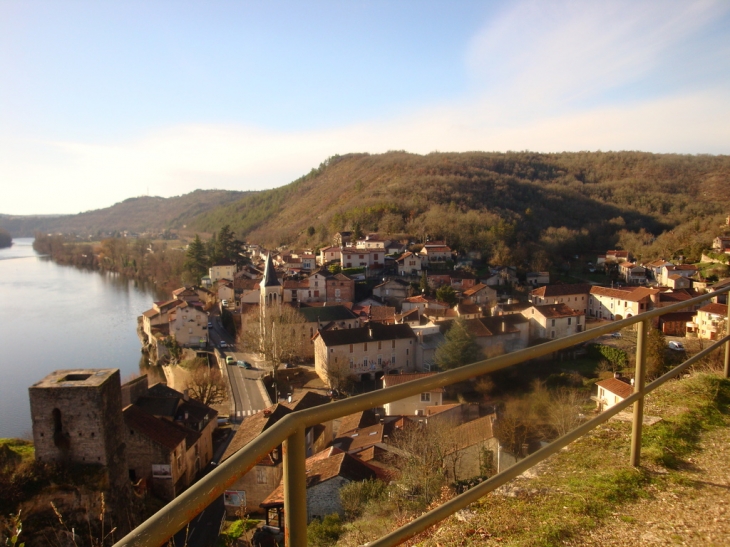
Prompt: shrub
<box><xmin>307</xmin><ymin>514</ymin><xmax>343</xmax><ymax>547</ymax></box>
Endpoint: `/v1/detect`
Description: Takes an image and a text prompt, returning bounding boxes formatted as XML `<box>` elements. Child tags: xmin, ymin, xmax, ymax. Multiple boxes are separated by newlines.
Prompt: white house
<box><xmin>382</xmin><ymin>372</ymin><xmax>444</xmax><ymax>416</ymax></box>
<box><xmin>594</xmin><ymin>375</ymin><xmax>633</xmax><ymax>411</ymax></box>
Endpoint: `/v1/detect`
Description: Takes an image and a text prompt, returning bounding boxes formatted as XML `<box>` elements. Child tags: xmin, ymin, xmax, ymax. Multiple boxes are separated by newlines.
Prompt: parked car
<box><xmin>609</xmin><ymin>332</ymin><xmax>622</xmax><ymax>338</ymax></box>
<box><xmin>219</xmin><ymin>341</ymin><xmax>228</xmax><ymax>348</ymax></box>
<box><xmin>668</xmin><ymin>341</ymin><xmax>685</xmax><ymax>351</ymax></box>
<box><xmin>208</xmin><ymin>321</ymin><xmax>213</xmax><ymax>328</ymax></box>
<box><xmin>226</xmin><ymin>356</ymin><xmax>235</xmax><ymax>364</ymax></box>
<box><xmin>238</xmin><ymin>360</ymin><xmax>252</xmax><ymax>369</ymax></box>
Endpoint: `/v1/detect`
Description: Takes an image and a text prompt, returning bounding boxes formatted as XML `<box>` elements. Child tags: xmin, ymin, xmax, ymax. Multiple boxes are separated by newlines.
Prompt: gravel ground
<box><xmin>566</xmin><ymin>425</ymin><xmax>730</xmax><ymax>547</ymax></box>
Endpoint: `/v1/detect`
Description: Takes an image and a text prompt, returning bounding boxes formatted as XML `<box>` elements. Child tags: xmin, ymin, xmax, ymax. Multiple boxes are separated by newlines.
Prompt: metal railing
<box><xmin>114</xmin><ymin>287</ymin><xmax>730</xmax><ymax>547</ymax></box>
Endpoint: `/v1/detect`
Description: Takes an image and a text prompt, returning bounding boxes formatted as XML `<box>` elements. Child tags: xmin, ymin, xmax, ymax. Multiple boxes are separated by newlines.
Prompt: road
<box><xmin>207</xmin><ymin>313</ymin><xmax>271</xmax><ymax>420</ymax></box>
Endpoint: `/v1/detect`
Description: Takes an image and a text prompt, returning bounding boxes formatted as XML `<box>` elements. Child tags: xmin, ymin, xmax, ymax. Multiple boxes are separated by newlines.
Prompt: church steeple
<box><xmin>260</xmin><ymin>253</ymin><xmax>283</xmax><ymax>308</ymax></box>
<box><xmin>262</xmin><ymin>253</ymin><xmax>280</xmax><ymax>288</ymax></box>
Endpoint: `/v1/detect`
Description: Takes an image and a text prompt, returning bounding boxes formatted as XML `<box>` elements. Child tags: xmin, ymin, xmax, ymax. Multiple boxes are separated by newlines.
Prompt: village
<box><xmin>25</xmin><ymin>229</ymin><xmax>730</xmax><ymax>544</ymax></box>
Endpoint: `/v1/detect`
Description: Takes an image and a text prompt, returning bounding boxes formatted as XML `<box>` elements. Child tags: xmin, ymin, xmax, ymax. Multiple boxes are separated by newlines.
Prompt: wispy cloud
<box><xmin>3</xmin><ymin>0</ymin><xmax>729</xmax><ymax>215</ymax></box>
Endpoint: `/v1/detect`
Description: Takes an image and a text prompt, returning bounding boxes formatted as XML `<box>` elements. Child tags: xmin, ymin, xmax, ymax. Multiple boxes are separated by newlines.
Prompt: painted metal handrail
<box><xmin>114</xmin><ymin>286</ymin><xmax>730</xmax><ymax>547</ymax></box>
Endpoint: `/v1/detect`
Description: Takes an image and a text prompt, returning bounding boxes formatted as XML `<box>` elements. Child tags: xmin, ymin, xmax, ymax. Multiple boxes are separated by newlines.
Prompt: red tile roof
<box><xmin>596</xmin><ymin>377</ymin><xmax>634</xmax><ymax>399</ymax></box>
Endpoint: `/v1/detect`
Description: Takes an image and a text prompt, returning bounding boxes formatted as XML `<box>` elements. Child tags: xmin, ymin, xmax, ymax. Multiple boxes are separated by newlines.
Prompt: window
<box><xmin>420</xmin><ymin>393</ymin><xmax>431</xmax><ymax>402</ymax></box>
<box><xmin>256</xmin><ymin>467</ymin><xmax>267</xmax><ymax>484</ymax></box>
<box><xmin>335</xmin><ymin>289</ymin><xmax>341</xmax><ymax>297</ymax></box>
<box><xmin>551</xmin><ymin>319</ymin><xmax>555</xmax><ymax>326</ymax></box>
<box><xmin>392</xmin><ymin>353</ymin><xmax>396</xmax><ymax>364</ymax></box>
<box><xmin>363</xmin><ymin>357</ymin><xmax>368</xmax><ymax>366</ymax></box>
<box><xmin>378</xmin><ymin>355</ymin><xmax>382</xmax><ymax>365</ymax></box>
<box><xmin>406</xmin><ymin>349</ymin><xmax>409</xmax><ymax>356</ymax></box>
<box><xmin>378</xmin><ymin>341</ymin><xmax>382</xmax><ymax>350</ymax></box>
<box><xmin>551</xmin><ymin>331</ymin><xmax>555</xmax><ymax>339</ymax></box>
<box><xmin>349</xmin><ymin>344</ymin><xmax>353</xmax><ymax>353</ymax></box>
<box><xmin>364</xmin><ymin>343</ymin><xmax>368</xmax><ymax>351</ymax></box>
<box><xmin>568</xmin><ymin>318</ymin><xmax>571</xmax><ymax>325</ymax></box>
<box><xmin>392</xmin><ymin>340</ymin><xmax>396</xmax><ymax>349</ymax></box>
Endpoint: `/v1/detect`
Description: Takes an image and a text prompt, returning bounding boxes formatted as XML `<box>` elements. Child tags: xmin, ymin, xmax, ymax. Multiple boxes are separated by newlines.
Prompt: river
<box><xmin>0</xmin><ymin>238</ymin><xmax>167</xmax><ymax>438</ymax></box>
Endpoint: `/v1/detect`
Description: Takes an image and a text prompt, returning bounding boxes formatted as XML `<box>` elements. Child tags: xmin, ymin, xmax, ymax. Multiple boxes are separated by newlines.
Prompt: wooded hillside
<box><xmin>190</xmin><ymin>151</ymin><xmax>730</xmax><ymax>264</ymax></box>
<box><xmin>0</xmin><ymin>189</ymin><xmax>247</xmax><ymax>237</ymax></box>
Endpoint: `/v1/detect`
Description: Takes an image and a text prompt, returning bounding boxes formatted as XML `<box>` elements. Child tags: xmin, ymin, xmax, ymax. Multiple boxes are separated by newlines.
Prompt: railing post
<box><xmin>630</xmin><ymin>319</ymin><xmax>648</xmax><ymax>466</ymax></box>
<box><xmin>284</xmin><ymin>426</ymin><xmax>307</xmax><ymax>546</ymax></box>
<box><xmin>721</xmin><ymin>302</ymin><xmax>730</xmax><ymax>378</ymax></box>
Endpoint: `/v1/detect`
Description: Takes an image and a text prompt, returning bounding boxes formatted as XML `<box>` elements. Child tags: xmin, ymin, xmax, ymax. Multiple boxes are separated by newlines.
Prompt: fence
<box><xmin>114</xmin><ymin>286</ymin><xmax>730</xmax><ymax>547</ymax></box>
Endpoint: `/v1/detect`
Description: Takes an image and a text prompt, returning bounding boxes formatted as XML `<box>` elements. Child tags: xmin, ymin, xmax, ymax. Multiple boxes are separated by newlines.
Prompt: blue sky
<box><xmin>2</xmin><ymin>0</ymin><xmax>729</xmax><ymax>215</ymax></box>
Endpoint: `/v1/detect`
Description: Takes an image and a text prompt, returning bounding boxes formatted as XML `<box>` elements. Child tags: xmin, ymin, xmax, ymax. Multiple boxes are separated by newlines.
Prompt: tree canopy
<box><xmin>434</xmin><ymin>318</ymin><xmax>482</xmax><ymax>370</ymax></box>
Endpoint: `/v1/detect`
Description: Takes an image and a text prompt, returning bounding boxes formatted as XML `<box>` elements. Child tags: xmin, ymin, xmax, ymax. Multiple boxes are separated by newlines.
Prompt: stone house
<box><xmin>209</xmin><ymin>260</ymin><xmax>236</xmax><ymax>283</ymax></box>
<box><xmin>461</xmin><ymin>283</ymin><xmax>498</xmax><ymax>311</ymax></box>
<box><xmin>326</xmin><ymin>273</ymin><xmax>355</xmax><ymax>303</ymax></box>
<box><xmin>340</xmin><ymin>248</ymin><xmax>384</xmax><ymax>269</ymax></box>
<box><xmin>372</xmin><ymin>278</ymin><xmax>411</xmax><ymax>307</ymax></box>
<box><xmin>401</xmin><ymin>295</ymin><xmax>449</xmax><ymax>317</ymax></box>
<box><xmin>314</xmin><ymin>323</ymin><xmax>417</xmax><ymax>384</ymax></box>
<box><xmin>660</xmin><ymin>264</ymin><xmax>698</xmax><ymax>286</ymax></box>
<box><xmin>141</xmin><ymin>299</ymin><xmax>186</xmax><ymax>340</ymax></box>
<box><xmin>588</xmin><ymin>286</ymin><xmax>659</xmax><ymax>320</ymax></box>
<box><xmin>594</xmin><ymin>375</ymin><xmax>633</xmax><ymax>411</ymax></box>
<box><xmin>123</xmin><ymin>404</ymin><xmax>194</xmax><ymax>500</ymax></box>
<box><xmin>297</xmin><ymin>305</ymin><xmax>361</xmax><ymax>359</ymax></box>
<box><xmin>444</xmin><ymin>415</ymin><xmax>498</xmax><ymax>481</ymax></box>
<box><xmin>687</xmin><ymin>303</ymin><xmax>728</xmax><ymax>340</ymax></box>
<box><xmin>418</xmin><ymin>242</ymin><xmax>453</xmax><ymax>263</ymax></box>
<box><xmin>318</xmin><ymin>245</ymin><xmax>343</xmax><ymax>266</ymax></box>
<box><xmin>217</xmin><ymin>278</ymin><xmax>235</xmax><ymax>303</ymax></box>
<box><xmin>382</xmin><ymin>373</ymin><xmax>444</xmax><ymax>416</ymax></box>
<box><xmin>529</xmin><ymin>283</ymin><xmax>591</xmax><ymax>315</ymax></box>
<box><xmin>604</xmin><ymin>250</ymin><xmax>631</xmax><ymax>264</ymax></box>
<box><xmin>712</xmin><ymin>236</ymin><xmax>730</xmax><ymax>253</ymax></box>
<box><xmin>642</xmin><ymin>259</ymin><xmax>673</xmax><ymax>281</ymax></box>
<box><xmin>521</xmin><ymin>303</ymin><xmax>585</xmax><ymax>340</ymax></box>
<box><xmin>464</xmin><ymin>315</ymin><xmax>530</xmax><ymax>359</ymax></box>
<box><xmin>168</xmin><ymin>301</ymin><xmax>208</xmax><ymax>347</ymax></box>
<box><xmin>618</xmin><ymin>262</ymin><xmax>647</xmax><ymax>284</ymax></box>
<box><xmin>396</xmin><ymin>251</ymin><xmax>423</xmax><ymax>276</ymax></box>
<box><xmin>129</xmin><ymin>382</ymin><xmax>218</xmax><ymax>495</ymax></box>
<box><xmin>356</xmin><ymin>234</ymin><xmax>392</xmax><ymax>250</ymax></box>
<box><xmin>665</xmin><ymin>274</ymin><xmax>692</xmax><ymax>290</ymax></box>
<box><xmin>260</xmin><ymin>448</ymin><xmax>376</xmax><ymax>525</ymax></box>
<box><xmin>526</xmin><ymin>271</ymin><xmax>550</xmax><ymax>286</ymax></box>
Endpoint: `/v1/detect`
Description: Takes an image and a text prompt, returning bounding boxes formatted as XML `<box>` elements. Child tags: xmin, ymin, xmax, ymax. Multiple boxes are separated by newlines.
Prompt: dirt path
<box><xmin>567</xmin><ymin>425</ymin><xmax>730</xmax><ymax>546</ymax></box>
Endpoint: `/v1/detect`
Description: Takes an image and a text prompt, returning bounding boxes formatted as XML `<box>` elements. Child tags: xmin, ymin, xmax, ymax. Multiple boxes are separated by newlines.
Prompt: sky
<box><xmin>1</xmin><ymin>0</ymin><xmax>729</xmax><ymax>216</ymax></box>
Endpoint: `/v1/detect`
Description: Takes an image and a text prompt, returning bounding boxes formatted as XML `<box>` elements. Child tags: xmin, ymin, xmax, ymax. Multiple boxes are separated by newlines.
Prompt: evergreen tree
<box><xmin>645</xmin><ymin>326</ymin><xmax>668</xmax><ymax>379</ymax></box>
<box><xmin>184</xmin><ymin>235</ymin><xmax>208</xmax><ymax>281</ymax></box>
<box><xmin>436</xmin><ymin>285</ymin><xmax>458</xmax><ymax>306</ymax></box>
<box><xmin>434</xmin><ymin>318</ymin><xmax>482</xmax><ymax>370</ymax></box>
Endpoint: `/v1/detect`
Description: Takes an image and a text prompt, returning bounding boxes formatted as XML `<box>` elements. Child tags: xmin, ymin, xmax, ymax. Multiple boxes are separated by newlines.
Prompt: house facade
<box><xmin>588</xmin><ymin>286</ymin><xmax>659</xmax><ymax>320</ymax></box>
<box><xmin>396</xmin><ymin>252</ymin><xmax>423</xmax><ymax>276</ymax></box>
<box><xmin>209</xmin><ymin>260</ymin><xmax>236</xmax><ymax>283</ymax></box>
<box><xmin>687</xmin><ymin>303</ymin><xmax>728</xmax><ymax>340</ymax></box>
<box><xmin>382</xmin><ymin>373</ymin><xmax>444</xmax><ymax>416</ymax></box>
<box><xmin>168</xmin><ymin>301</ymin><xmax>208</xmax><ymax>347</ymax></box>
<box><xmin>418</xmin><ymin>243</ymin><xmax>453</xmax><ymax>263</ymax></box>
<box><xmin>594</xmin><ymin>376</ymin><xmax>633</xmax><ymax>412</ymax></box>
<box><xmin>521</xmin><ymin>304</ymin><xmax>584</xmax><ymax>340</ymax></box>
<box><xmin>314</xmin><ymin>323</ymin><xmax>417</xmax><ymax>384</ymax></box>
<box><xmin>530</xmin><ymin>283</ymin><xmax>591</xmax><ymax>314</ymax></box>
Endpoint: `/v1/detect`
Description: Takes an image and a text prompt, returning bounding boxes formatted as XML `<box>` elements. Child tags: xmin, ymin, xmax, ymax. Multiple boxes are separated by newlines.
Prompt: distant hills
<box><xmin>0</xmin><ymin>190</ymin><xmax>247</xmax><ymax>237</ymax></box>
<box><xmin>3</xmin><ymin>151</ymin><xmax>729</xmax><ymax>263</ymax></box>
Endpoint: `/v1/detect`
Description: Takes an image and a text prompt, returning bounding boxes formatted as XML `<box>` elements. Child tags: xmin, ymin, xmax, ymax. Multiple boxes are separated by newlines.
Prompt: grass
<box><xmin>415</xmin><ymin>372</ymin><xmax>730</xmax><ymax>547</ymax></box>
<box><xmin>0</xmin><ymin>438</ymin><xmax>35</xmax><ymax>462</ymax></box>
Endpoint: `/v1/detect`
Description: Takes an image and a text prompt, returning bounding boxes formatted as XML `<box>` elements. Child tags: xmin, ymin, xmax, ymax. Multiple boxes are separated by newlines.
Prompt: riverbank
<box><xmin>32</xmin><ymin>233</ymin><xmax>185</xmax><ymax>292</ymax></box>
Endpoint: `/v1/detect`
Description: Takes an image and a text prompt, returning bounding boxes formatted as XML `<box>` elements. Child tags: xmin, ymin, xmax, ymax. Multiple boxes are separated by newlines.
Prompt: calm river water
<box><xmin>0</xmin><ymin>238</ymin><xmax>167</xmax><ymax>438</ymax></box>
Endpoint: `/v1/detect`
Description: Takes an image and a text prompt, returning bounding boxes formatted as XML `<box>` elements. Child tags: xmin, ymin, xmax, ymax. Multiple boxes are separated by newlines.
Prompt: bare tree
<box><xmin>547</xmin><ymin>388</ymin><xmax>586</xmax><ymax>437</ymax></box>
<box><xmin>185</xmin><ymin>365</ymin><xmax>227</xmax><ymax>406</ymax></box>
<box><xmin>240</xmin><ymin>305</ymin><xmax>306</xmax><ymax>400</ymax></box>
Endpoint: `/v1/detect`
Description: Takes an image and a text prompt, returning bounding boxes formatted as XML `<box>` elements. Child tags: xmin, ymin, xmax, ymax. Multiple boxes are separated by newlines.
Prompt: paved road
<box><xmin>226</xmin><ymin>356</ymin><xmax>270</xmax><ymax>420</ymax></box>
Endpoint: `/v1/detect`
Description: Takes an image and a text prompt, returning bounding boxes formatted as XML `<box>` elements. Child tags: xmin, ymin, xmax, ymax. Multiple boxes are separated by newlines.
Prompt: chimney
<box><xmin>369</xmin><ymin>326</ymin><xmax>374</xmax><ymax>338</ymax></box>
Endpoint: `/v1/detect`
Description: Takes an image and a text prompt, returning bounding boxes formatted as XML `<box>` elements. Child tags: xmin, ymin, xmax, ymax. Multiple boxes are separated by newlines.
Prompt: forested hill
<box><xmin>0</xmin><ymin>189</ymin><xmax>247</xmax><ymax>237</ymax></box>
<box><xmin>190</xmin><ymin>151</ymin><xmax>730</xmax><ymax>263</ymax></box>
